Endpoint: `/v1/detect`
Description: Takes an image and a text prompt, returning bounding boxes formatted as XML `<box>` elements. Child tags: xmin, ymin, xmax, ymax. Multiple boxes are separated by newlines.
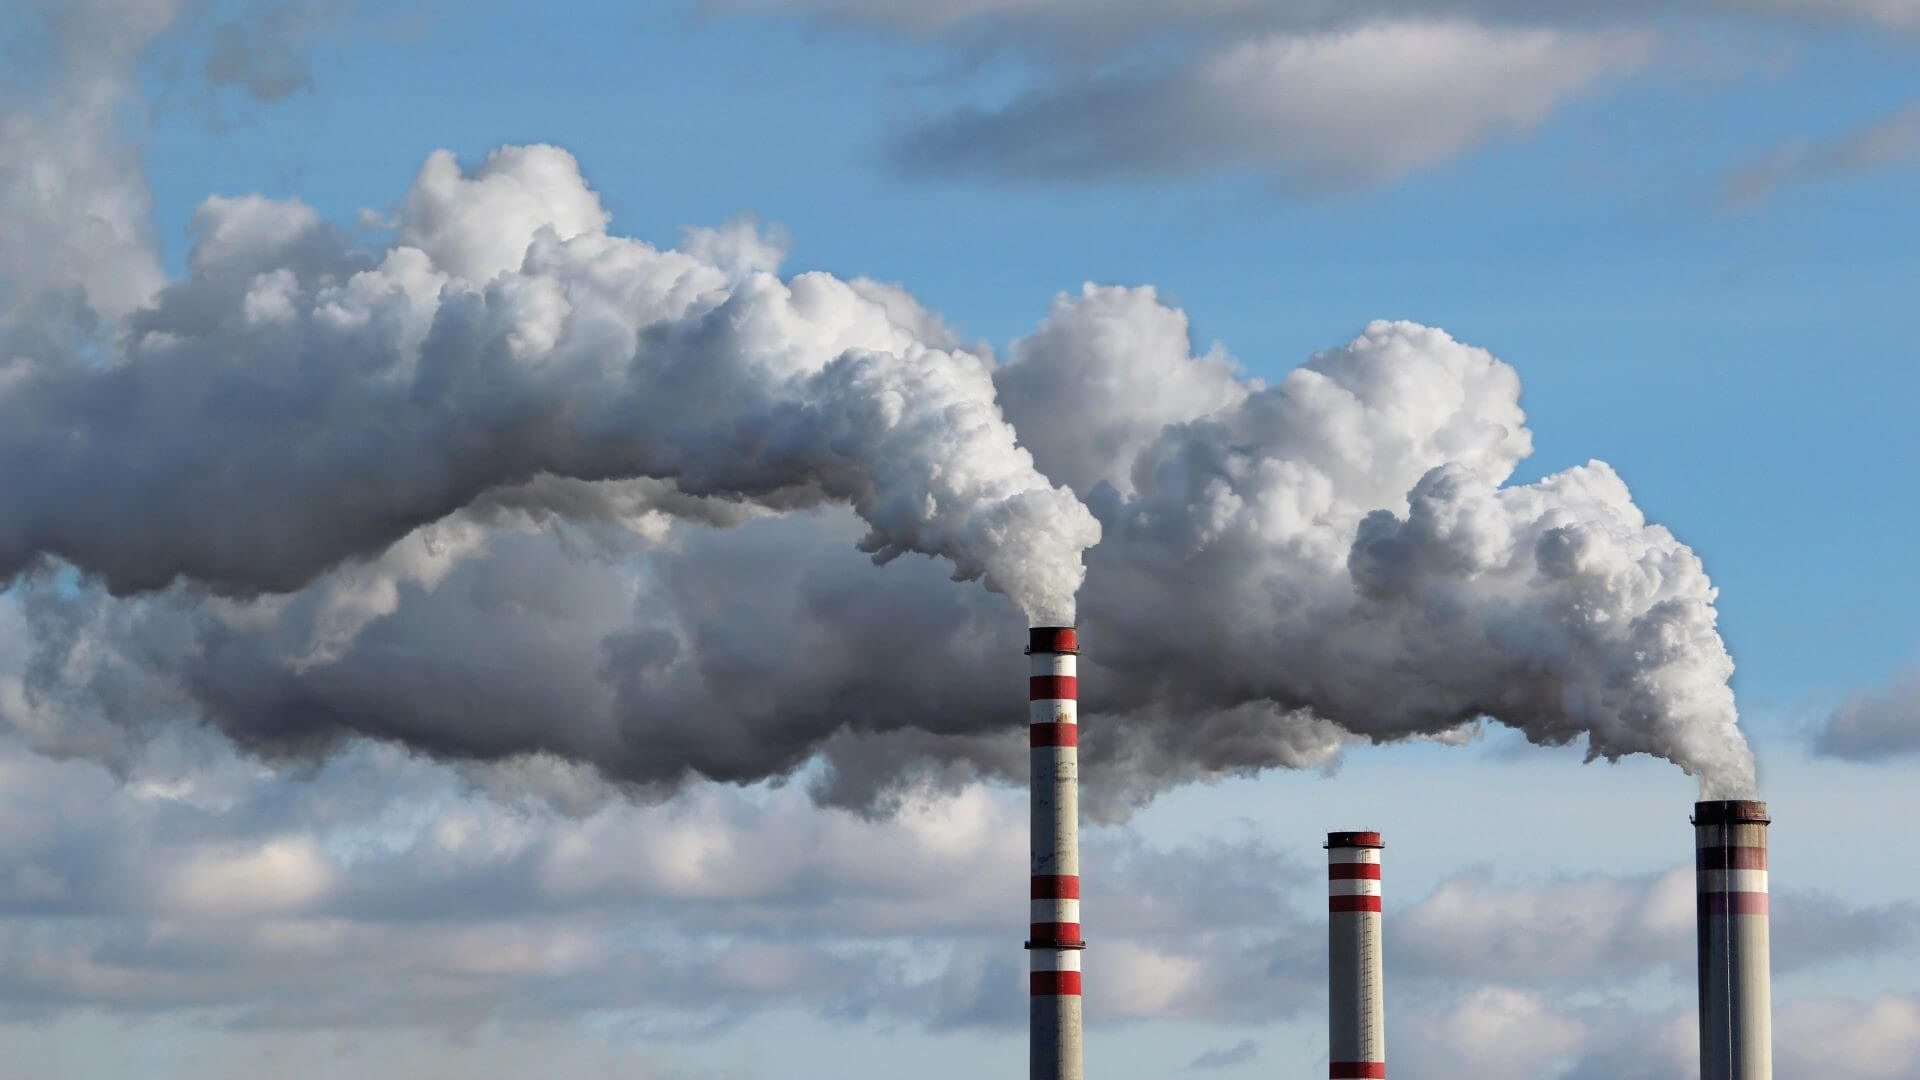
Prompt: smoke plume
<box><xmin>0</xmin><ymin>146</ymin><xmax>1098</xmax><ymax>626</ymax></box>
<box><xmin>0</xmin><ymin>48</ymin><xmax>1755</xmax><ymax>803</ymax></box>
<box><xmin>1000</xmin><ymin>290</ymin><xmax>1754</xmax><ymax>798</ymax></box>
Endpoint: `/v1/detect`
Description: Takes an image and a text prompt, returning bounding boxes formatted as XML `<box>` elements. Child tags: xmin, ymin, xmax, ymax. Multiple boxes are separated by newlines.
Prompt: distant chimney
<box><xmin>1695</xmin><ymin>799</ymin><xmax>1773</xmax><ymax>1080</ymax></box>
<box><xmin>1326</xmin><ymin>831</ymin><xmax>1385</xmax><ymax>1080</ymax></box>
<box><xmin>1028</xmin><ymin>626</ymin><xmax>1083</xmax><ymax>1080</ymax></box>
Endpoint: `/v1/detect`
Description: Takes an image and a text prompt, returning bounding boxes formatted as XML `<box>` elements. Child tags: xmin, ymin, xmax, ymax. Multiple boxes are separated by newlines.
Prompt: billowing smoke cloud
<box><xmin>1000</xmin><ymin>288</ymin><xmax>1754</xmax><ymax>796</ymax></box>
<box><xmin>0</xmin><ymin>31</ymin><xmax>1755</xmax><ymax>803</ymax></box>
<box><xmin>0</xmin><ymin>146</ymin><xmax>1098</xmax><ymax>626</ymax></box>
<box><xmin>0</xmin><ymin>0</ymin><xmax>171</xmax><ymax>344</ymax></box>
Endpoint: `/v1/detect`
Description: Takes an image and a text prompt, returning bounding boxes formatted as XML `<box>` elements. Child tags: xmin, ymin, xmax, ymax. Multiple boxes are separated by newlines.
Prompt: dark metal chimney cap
<box><xmin>1692</xmin><ymin>799</ymin><xmax>1770</xmax><ymax>825</ymax></box>
<box><xmin>1325</xmin><ymin>831</ymin><xmax>1385</xmax><ymax>849</ymax></box>
<box><xmin>1027</xmin><ymin>626</ymin><xmax>1079</xmax><ymax>655</ymax></box>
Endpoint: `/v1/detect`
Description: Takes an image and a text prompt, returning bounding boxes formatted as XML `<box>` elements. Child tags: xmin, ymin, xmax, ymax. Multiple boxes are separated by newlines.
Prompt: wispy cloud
<box><xmin>716</xmin><ymin>0</ymin><xmax>1920</xmax><ymax>39</ymax></box>
<box><xmin>201</xmin><ymin>0</ymin><xmax>346</xmax><ymax>103</ymax></box>
<box><xmin>1394</xmin><ymin>865</ymin><xmax>1916</xmax><ymax>983</ymax></box>
<box><xmin>1185</xmin><ymin>1037</ymin><xmax>1260</xmax><ymax>1070</ymax></box>
<box><xmin>1814</xmin><ymin>661</ymin><xmax>1920</xmax><ymax>759</ymax></box>
<box><xmin>887</xmin><ymin>22</ymin><xmax>1651</xmax><ymax>193</ymax></box>
<box><xmin>1724</xmin><ymin>99</ymin><xmax>1920</xmax><ymax>205</ymax></box>
<box><xmin>720</xmin><ymin>0</ymin><xmax>1920</xmax><ymax>194</ymax></box>
<box><xmin>1726</xmin><ymin>0</ymin><xmax>1920</xmax><ymax>30</ymax></box>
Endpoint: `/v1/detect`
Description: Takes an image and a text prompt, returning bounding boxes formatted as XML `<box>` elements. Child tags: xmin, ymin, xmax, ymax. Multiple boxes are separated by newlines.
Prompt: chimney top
<box><xmin>1693</xmin><ymin>799</ymin><xmax>1770</xmax><ymax>825</ymax></box>
<box><xmin>1325</xmin><ymin>831</ymin><xmax>1385</xmax><ymax>849</ymax></box>
<box><xmin>1027</xmin><ymin>626</ymin><xmax>1079</xmax><ymax>655</ymax></box>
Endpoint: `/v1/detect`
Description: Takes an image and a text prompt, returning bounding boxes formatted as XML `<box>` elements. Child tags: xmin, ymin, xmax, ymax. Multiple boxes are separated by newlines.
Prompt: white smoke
<box><xmin>0</xmin><ymin>0</ymin><xmax>171</xmax><ymax>348</ymax></box>
<box><xmin>1002</xmin><ymin>296</ymin><xmax>1753</xmax><ymax>796</ymax></box>
<box><xmin>0</xmin><ymin>144</ymin><xmax>1098</xmax><ymax>626</ymax></box>
<box><xmin>0</xmin><ymin>62</ymin><xmax>1755</xmax><ymax>801</ymax></box>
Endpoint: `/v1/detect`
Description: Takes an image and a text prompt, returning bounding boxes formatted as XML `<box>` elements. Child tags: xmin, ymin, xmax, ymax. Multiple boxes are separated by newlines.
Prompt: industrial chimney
<box><xmin>1028</xmin><ymin>626</ymin><xmax>1083</xmax><ymax>1080</ymax></box>
<box><xmin>1695</xmin><ymin>799</ymin><xmax>1773</xmax><ymax>1080</ymax></box>
<box><xmin>1327</xmin><ymin>831</ymin><xmax>1385</xmax><ymax>1080</ymax></box>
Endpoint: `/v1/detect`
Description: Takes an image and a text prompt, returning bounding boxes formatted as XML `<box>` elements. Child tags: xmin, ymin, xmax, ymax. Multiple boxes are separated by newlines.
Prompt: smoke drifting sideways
<box><xmin>0</xmin><ymin>145</ymin><xmax>1755</xmax><ymax>811</ymax></box>
<box><xmin>0</xmin><ymin>146</ymin><xmax>1096</xmax><ymax>626</ymax></box>
<box><xmin>998</xmin><ymin>290</ymin><xmax>1753</xmax><ymax>801</ymax></box>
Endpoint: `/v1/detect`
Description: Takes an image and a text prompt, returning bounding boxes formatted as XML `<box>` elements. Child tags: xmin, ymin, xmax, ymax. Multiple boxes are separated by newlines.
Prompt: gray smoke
<box><xmin>999</xmin><ymin>287</ymin><xmax>1753</xmax><ymax>797</ymax></box>
<box><xmin>0</xmin><ymin>146</ymin><xmax>1097</xmax><ymax>626</ymax></box>
<box><xmin>0</xmin><ymin>0</ymin><xmax>170</xmax><ymax>347</ymax></box>
<box><xmin>0</xmin><ymin>46</ymin><xmax>1756</xmax><ymax>804</ymax></box>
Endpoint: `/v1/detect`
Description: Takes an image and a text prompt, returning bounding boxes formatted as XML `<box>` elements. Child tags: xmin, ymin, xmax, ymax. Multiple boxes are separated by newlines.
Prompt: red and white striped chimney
<box><xmin>1327</xmin><ymin>830</ymin><xmax>1385</xmax><ymax>1080</ymax></box>
<box><xmin>1028</xmin><ymin>626</ymin><xmax>1083</xmax><ymax>1080</ymax></box>
<box><xmin>1695</xmin><ymin>799</ymin><xmax>1772</xmax><ymax>1080</ymax></box>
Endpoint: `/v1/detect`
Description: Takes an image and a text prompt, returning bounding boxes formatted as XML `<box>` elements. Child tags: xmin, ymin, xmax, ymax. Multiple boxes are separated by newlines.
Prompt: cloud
<box><xmin>1724</xmin><ymin>99</ymin><xmax>1920</xmax><ymax>204</ymax></box>
<box><xmin>716</xmin><ymin>0</ymin><xmax>1920</xmax><ymax>38</ymax></box>
<box><xmin>1384</xmin><ymin>864</ymin><xmax>1919</xmax><ymax>1077</ymax></box>
<box><xmin>3</xmin><ymin>263</ymin><xmax>1758</xmax><ymax>811</ymax></box>
<box><xmin>1396</xmin><ymin>867</ymin><xmax>1696</xmax><ymax>983</ymax></box>
<box><xmin>993</xmin><ymin>283</ymin><xmax>1248</xmax><ymax>498</ymax></box>
<box><xmin>1011</xmin><ymin>301</ymin><xmax>1757</xmax><ymax>797</ymax></box>
<box><xmin>1394</xmin><ymin>865</ymin><xmax>1915</xmax><ymax>985</ymax></box>
<box><xmin>1815</xmin><ymin>663</ymin><xmax>1920</xmax><ymax>760</ymax></box>
<box><xmin>0</xmin><ymin>144</ymin><xmax>1097</xmax><ymax>624</ymax></box>
<box><xmin>0</xmin><ymin>0</ymin><xmax>171</xmax><ymax>335</ymax></box>
<box><xmin>202</xmin><ymin>1</ymin><xmax>342</xmax><ymax>102</ymax></box>
<box><xmin>159</xmin><ymin>835</ymin><xmax>338</xmax><ymax>917</ymax></box>
<box><xmin>1554</xmin><ymin>1007</ymin><xmax>1700</xmax><ymax>1080</ymax></box>
<box><xmin>2</xmin><ymin>14</ymin><xmax>1754</xmax><ymax>812</ymax></box>
<box><xmin>0</xmin><ymin>728</ymin><xmax>1323</xmax><ymax>1034</ymax></box>
<box><xmin>19</xmin><ymin>710</ymin><xmax>1900</xmax><ymax>1041</ymax></box>
<box><xmin>1399</xmin><ymin>990</ymin><xmax>1920</xmax><ymax>1080</ymax></box>
<box><xmin>0</xmin><ymin>1018</ymin><xmax>731</xmax><ymax>1080</ymax></box>
<box><xmin>1776</xmin><ymin>994</ymin><xmax>1920</xmax><ymax>1078</ymax></box>
<box><xmin>709</xmin><ymin>0</ymin><xmax>1272</xmax><ymax>39</ymax></box>
<box><xmin>1185</xmin><ymin>1037</ymin><xmax>1260</xmax><ymax>1069</ymax></box>
<box><xmin>724</xmin><ymin>0</ymin><xmax>1917</xmax><ymax>193</ymax></box>
<box><xmin>0</xmin><ymin>718</ymin><xmax>1911</xmax><ymax>1072</ymax></box>
<box><xmin>1724</xmin><ymin>0</ymin><xmax>1920</xmax><ymax>29</ymax></box>
<box><xmin>1398</xmin><ymin>986</ymin><xmax>1591</xmax><ymax>1080</ymax></box>
<box><xmin>0</xmin><ymin>0</ymin><xmax>344</xmax><ymax>339</ymax></box>
<box><xmin>888</xmin><ymin>22</ymin><xmax>1650</xmax><ymax>192</ymax></box>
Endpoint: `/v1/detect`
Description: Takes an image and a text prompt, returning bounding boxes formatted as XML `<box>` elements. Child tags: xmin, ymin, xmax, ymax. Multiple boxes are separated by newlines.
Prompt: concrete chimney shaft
<box><xmin>1028</xmin><ymin>627</ymin><xmax>1083</xmax><ymax>1080</ymax></box>
<box><xmin>1327</xmin><ymin>831</ymin><xmax>1385</xmax><ymax>1080</ymax></box>
<box><xmin>1696</xmin><ymin>799</ymin><xmax>1773</xmax><ymax>1080</ymax></box>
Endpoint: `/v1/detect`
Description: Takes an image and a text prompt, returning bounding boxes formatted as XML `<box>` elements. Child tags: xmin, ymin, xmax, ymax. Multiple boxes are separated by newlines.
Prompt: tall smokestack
<box><xmin>1028</xmin><ymin>626</ymin><xmax>1083</xmax><ymax>1080</ymax></box>
<box><xmin>1327</xmin><ymin>830</ymin><xmax>1385</xmax><ymax>1080</ymax></box>
<box><xmin>1695</xmin><ymin>799</ymin><xmax>1773</xmax><ymax>1080</ymax></box>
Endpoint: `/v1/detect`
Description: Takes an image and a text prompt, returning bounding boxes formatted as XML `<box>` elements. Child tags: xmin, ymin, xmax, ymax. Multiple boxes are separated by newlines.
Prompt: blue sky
<box><xmin>3</xmin><ymin>1</ymin><xmax>1920</xmax><ymax>1077</ymax></box>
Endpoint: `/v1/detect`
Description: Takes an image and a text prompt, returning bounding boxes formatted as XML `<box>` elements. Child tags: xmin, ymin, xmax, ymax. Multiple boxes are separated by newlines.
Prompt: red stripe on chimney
<box><xmin>1030</xmin><ymin>923</ymin><xmax>1083</xmax><ymax>945</ymax></box>
<box><xmin>1030</xmin><ymin>722</ymin><xmax>1078</xmax><ymax>747</ymax></box>
<box><xmin>1029</xmin><ymin>675</ymin><xmax>1077</xmax><ymax>701</ymax></box>
<box><xmin>1031</xmin><ymin>875</ymin><xmax>1080</xmax><ymax>899</ymax></box>
<box><xmin>1030</xmin><ymin>971</ymin><xmax>1083</xmax><ymax>996</ymax></box>
<box><xmin>1700</xmin><ymin>891</ymin><xmax>1769</xmax><ymax>916</ymax></box>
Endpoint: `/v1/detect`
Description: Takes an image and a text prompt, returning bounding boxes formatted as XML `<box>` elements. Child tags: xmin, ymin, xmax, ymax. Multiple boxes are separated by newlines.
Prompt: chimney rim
<box><xmin>1325</xmin><ymin>830</ymin><xmax>1385</xmax><ymax>849</ymax></box>
<box><xmin>1027</xmin><ymin>626</ymin><xmax>1079</xmax><ymax>655</ymax></box>
<box><xmin>1692</xmin><ymin>799</ymin><xmax>1770</xmax><ymax>825</ymax></box>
